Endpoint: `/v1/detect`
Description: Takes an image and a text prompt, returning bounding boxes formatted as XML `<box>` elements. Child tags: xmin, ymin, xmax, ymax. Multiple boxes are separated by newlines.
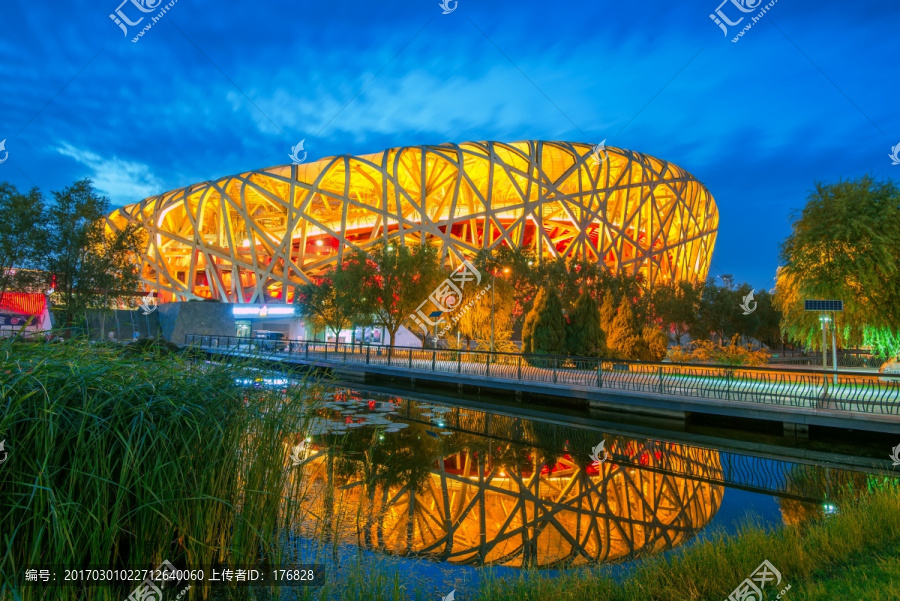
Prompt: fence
<box><xmin>768</xmin><ymin>350</ymin><xmax>887</xmax><ymax>369</ymax></box>
<box><xmin>185</xmin><ymin>334</ymin><xmax>900</xmax><ymax>416</ymax></box>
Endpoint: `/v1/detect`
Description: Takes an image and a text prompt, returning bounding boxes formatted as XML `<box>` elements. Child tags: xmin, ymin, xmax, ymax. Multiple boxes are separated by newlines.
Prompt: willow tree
<box><xmin>775</xmin><ymin>177</ymin><xmax>900</xmax><ymax>356</ymax></box>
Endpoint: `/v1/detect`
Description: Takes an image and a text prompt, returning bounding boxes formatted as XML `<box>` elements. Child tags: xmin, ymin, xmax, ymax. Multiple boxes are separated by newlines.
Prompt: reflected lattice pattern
<box><xmin>107</xmin><ymin>141</ymin><xmax>718</xmax><ymax>303</ymax></box>
<box><xmin>299</xmin><ymin>408</ymin><xmax>724</xmax><ymax>568</ymax></box>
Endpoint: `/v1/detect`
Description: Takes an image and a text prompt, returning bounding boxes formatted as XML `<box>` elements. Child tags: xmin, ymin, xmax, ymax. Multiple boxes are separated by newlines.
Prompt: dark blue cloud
<box><xmin>0</xmin><ymin>0</ymin><xmax>897</xmax><ymax>289</ymax></box>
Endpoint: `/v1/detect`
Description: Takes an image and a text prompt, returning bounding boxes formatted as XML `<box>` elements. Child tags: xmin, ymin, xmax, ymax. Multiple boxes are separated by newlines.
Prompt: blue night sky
<box><xmin>0</xmin><ymin>0</ymin><xmax>896</xmax><ymax>290</ymax></box>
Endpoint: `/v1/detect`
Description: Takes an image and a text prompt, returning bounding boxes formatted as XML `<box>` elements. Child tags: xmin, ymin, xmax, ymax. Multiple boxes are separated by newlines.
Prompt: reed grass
<box><xmin>0</xmin><ymin>339</ymin><xmax>320</xmax><ymax>600</ymax></box>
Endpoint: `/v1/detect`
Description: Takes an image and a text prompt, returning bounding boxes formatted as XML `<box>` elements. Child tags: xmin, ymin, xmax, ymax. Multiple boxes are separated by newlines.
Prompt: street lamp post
<box><xmin>805</xmin><ymin>300</ymin><xmax>843</xmax><ymax>386</ymax></box>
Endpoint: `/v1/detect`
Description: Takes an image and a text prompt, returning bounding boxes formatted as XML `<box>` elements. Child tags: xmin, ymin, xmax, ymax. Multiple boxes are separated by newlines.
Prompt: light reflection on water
<box><xmin>269</xmin><ymin>386</ymin><xmax>895</xmax><ymax>594</ymax></box>
<box><xmin>290</xmin><ymin>388</ymin><xmax>734</xmax><ymax>570</ymax></box>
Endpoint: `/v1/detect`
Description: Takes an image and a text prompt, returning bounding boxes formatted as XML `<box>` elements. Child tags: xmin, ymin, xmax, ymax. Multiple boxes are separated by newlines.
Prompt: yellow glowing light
<box><xmin>106</xmin><ymin>140</ymin><xmax>718</xmax><ymax>303</ymax></box>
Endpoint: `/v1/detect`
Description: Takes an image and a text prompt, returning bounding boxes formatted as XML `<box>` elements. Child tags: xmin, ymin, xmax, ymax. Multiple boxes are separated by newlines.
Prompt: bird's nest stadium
<box><xmin>106</xmin><ymin>140</ymin><xmax>718</xmax><ymax>304</ymax></box>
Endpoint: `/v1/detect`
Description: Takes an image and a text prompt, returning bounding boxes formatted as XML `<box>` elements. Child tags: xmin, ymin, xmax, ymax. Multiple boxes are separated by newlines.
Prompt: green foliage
<box><xmin>668</xmin><ymin>335</ymin><xmax>771</xmax><ymax>366</ymax></box>
<box><xmin>521</xmin><ymin>287</ymin><xmax>547</xmax><ymax>354</ymax></box>
<box><xmin>453</xmin><ymin>273</ymin><xmax>514</xmax><ymax>348</ymax></box>
<box><xmin>566</xmin><ymin>291</ymin><xmax>605</xmax><ymax>356</ymax></box>
<box><xmin>529</xmin><ymin>288</ymin><xmax>566</xmax><ymax>355</ymax></box>
<box><xmin>606</xmin><ymin>298</ymin><xmax>642</xmax><ymax>359</ymax></box>
<box><xmin>776</xmin><ymin>176</ymin><xmax>900</xmax><ymax>349</ymax></box>
<box><xmin>342</xmin><ymin>242</ymin><xmax>444</xmax><ymax>346</ymax></box>
<box><xmin>651</xmin><ymin>280</ymin><xmax>701</xmax><ymax>341</ymax></box>
<box><xmin>639</xmin><ymin>325</ymin><xmax>669</xmax><ymax>362</ymax></box>
<box><xmin>862</xmin><ymin>326</ymin><xmax>900</xmax><ymax>359</ymax></box>
<box><xmin>294</xmin><ymin>262</ymin><xmax>365</xmax><ymax>347</ymax></box>
<box><xmin>0</xmin><ymin>340</ymin><xmax>317</xmax><ymax>593</ymax></box>
<box><xmin>0</xmin><ymin>182</ymin><xmax>48</xmax><ymax>300</ymax></box>
<box><xmin>599</xmin><ymin>293</ymin><xmax>617</xmax><ymax>337</ymax></box>
<box><xmin>45</xmin><ymin>179</ymin><xmax>145</xmax><ymax>329</ymax></box>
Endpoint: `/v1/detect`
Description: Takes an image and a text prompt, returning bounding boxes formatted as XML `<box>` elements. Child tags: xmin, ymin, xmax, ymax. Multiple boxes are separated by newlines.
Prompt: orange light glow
<box><xmin>107</xmin><ymin>140</ymin><xmax>718</xmax><ymax>303</ymax></box>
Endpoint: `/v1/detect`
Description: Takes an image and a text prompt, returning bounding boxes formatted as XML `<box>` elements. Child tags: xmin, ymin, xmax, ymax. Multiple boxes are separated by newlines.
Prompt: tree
<box><xmin>695</xmin><ymin>279</ymin><xmax>740</xmax><ymax>342</ymax></box>
<box><xmin>651</xmin><ymin>280</ymin><xmax>702</xmax><ymax>343</ymax></box>
<box><xmin>453</xmin><ymin>271</ymin><xmax>514</xmax><ymax>350</ymax></box>
<box><xmin>776</xmin><ymin>176</ymin><xmax>900</xmax><ymax>356</ymax></box>
<box><xmin>45</xmin><ymin>179</ymin><xmax>144</xmax><ymax>331</ymax></box>
<box><xmin>606</xmin><ymin>298</ymin><xmax>642</xmax><ymax>359</ymax></box>
<box><xmin>294</xmin><ymin>263</ymin><xmax>362</xmax><ymax>349</ymax></box>
<box><xmin>529</xmin><ymin>288</ymin><xmax>566</xmax><ymax>355</ymax></box>
<box><xmin>0</xmin><ymin>182</ymin><xmax>48</xmax><ymax>301</ymax></box>
<box><xmin>521</xmin><ymin>288</ymin><xmax>547</xmax><ymax>354</ymax></box>
<box><xmin>474</xmin><ymin>246</ymin><xmax>540</xmax><ymax>332</ymax></box>
<box><xmin>566</xmin><ymin>291</ymin><xmax>605</xmax><ymax>356</ymax></box>
<box><xmin>599</xmin><ymin>293</ymin><xmax>617</xmax><ymax>338</ymax></box>
<box><xmin>349</xmin><ymin>242</ymin><xmax>444</xmax><ymax>347</ymax></box>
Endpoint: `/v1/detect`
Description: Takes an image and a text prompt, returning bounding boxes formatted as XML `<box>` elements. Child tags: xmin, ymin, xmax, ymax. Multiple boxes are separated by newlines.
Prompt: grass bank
<box><xmin>465</xmin><ymin>478</ymin><xmax>899</xmax><ymax>601</ymax></box>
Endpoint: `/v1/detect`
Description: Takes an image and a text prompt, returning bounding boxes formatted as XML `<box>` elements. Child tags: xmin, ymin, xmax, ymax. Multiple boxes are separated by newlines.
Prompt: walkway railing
<box><xmin>185</xmin><ymin>334</ymin><xmax>900</xmax><ymax>416</ymax></box>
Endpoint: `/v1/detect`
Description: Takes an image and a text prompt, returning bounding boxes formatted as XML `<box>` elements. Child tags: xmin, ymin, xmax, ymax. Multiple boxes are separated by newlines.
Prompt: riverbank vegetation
<box><xmin>0</xmin><ymin>339</ymin><xmax>318</xmax><ymax>600</ymax></box>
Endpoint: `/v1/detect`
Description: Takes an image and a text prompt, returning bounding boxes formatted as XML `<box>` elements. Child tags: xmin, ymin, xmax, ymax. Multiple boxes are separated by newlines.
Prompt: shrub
<box><xmin>667</xmin><ymin>335</ymin><xmax>771</xmax><ymax>366</ymax></box>
<box><xmin>640</xmin><ymin>325</ymin><xmax>669</xmax><ymax>362</ymax></box>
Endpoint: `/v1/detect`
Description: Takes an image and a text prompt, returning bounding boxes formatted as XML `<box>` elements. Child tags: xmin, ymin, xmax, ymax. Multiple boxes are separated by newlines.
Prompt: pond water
<box><xmin>277</xmin><ymin>385</ymin><xmax>893</xmax><ymax>597</ymax></box>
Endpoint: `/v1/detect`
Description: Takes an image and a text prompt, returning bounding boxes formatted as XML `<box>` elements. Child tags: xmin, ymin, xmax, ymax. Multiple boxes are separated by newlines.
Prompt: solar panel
<box><xmin>804</xmin><ymin>300</ymin><xmax>844</xmax><ymax>311</ymax></box>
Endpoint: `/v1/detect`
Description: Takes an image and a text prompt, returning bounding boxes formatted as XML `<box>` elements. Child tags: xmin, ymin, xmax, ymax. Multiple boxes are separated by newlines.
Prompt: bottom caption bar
<box><xmin>19</xmin><ymin>562</ymin><xmax>326</xmax><ymax>587</ymax></box>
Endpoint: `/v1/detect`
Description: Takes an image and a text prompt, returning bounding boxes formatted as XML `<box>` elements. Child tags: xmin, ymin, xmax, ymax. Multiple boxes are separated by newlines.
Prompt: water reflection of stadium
<box><xmin>294</xmin><ymin>396</ymin><xmax>725</xmax><ymax>568</ymax></box>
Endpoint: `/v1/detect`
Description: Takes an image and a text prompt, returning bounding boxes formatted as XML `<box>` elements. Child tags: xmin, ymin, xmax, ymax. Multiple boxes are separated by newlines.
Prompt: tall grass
<box><xmin>0</xmin><ymin>339</ymin><xmax>319</xmax><ymax>600</ymax></box>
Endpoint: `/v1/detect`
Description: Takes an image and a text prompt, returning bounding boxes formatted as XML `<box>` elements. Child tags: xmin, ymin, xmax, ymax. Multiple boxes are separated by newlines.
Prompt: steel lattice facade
<box><xmin>106</xmin><ymin>140</ymin><xmax>718</xmax><ymax>303</ymax></box>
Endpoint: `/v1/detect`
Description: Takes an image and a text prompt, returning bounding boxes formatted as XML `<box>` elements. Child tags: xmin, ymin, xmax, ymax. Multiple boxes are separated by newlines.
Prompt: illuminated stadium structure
<box><xmin>106</xmin><ymin>140</ymin><xmax>718</xmax><ymax>304</ymax></box>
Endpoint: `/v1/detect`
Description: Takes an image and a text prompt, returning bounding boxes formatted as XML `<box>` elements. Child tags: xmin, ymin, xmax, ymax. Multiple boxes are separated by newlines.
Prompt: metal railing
<box><xmin>768</xmin><ymin>350</ymin><xmax>887</xmax><ymax>369</ymax></box>
<box><xmin>185</xmin><ymin>334</ymin><xmax>900</xmax><ymax>415</ymax></box>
